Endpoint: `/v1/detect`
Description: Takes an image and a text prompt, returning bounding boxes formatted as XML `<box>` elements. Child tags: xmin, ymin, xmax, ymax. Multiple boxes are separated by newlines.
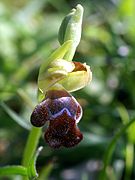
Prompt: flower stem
<box><xmin>17</xmin><ymin>89</ymin><xmax>41</xmax><ymax>167</ymax></box>
<box><xmin>100</xmin><ymin>118</ymin><xmax>135</xmax><ymax>180</ymax></box>
<box><xmin>0</xmin><ymin>166</ymin><xmax>27</xmax><ymax>176</ymax></box>
<box><xmin>22</xmin><ymin>127</ymin><xmax>42</xmax><ymax>167</ymax></box>
<box><xmin>22</xmin><ymin>127</ymin><xmax>41</xmax><ymax>180</ymax></box>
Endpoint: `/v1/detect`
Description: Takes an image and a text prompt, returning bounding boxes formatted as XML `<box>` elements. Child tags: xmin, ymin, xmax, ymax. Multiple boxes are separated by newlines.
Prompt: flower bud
<box><xmin>58</xmin><ymin>4</ymin><xmax>84</xmax><ymax>61</ymax></box>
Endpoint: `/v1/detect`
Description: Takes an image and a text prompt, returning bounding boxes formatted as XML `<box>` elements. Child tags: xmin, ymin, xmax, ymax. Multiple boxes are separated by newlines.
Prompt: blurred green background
<box><xmin>0</xmin><ymin>0</ymin><xmax>135</xmax><ymax>179</ymax></box>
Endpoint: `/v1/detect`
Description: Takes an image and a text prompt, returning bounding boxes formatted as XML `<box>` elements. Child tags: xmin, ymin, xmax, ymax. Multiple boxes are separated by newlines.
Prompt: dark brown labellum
<box><xmin>30</xmin><ymin>89</ymin><xmax>83</xmax><ymax>148</ymax></box>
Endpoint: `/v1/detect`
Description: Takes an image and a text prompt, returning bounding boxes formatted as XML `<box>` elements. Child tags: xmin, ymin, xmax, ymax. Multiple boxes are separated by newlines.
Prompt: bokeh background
<box><xmin>0</xmin><ymin>0</ymin><xmax>135</xmax><ymax>179</ymax></box>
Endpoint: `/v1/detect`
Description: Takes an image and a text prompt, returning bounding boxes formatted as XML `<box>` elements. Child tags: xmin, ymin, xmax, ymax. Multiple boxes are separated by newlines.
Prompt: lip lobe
<box><xmin>30</xmin><ymin>89</ymin><xmax>83</xmax><ymax>148</ymax></box>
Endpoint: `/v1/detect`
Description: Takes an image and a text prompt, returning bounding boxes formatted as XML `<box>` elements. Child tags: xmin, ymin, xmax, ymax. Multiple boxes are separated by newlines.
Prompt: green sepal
<box><xmin>38</xmin><ymin>58</ymin><xmax>75</xmax><ymax>95</ymax></box>
<box><xmin>37</xmin><ymin>89</ymin><xmax>45</xmax><ymax>102</ymax></box>
<box><xmin>59</xmin><ymin>64</ymin><xmax>92</xmax><ymax>92</ymax></box>
<box><xmin>38</xmin><ymin>40</ymin><xmax>73</xmax><ymax>94</ymax></box>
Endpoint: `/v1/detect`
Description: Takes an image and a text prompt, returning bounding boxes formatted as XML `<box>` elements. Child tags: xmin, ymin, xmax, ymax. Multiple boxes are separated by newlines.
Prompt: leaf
<box><xmin>0</xmin><ymin>102</ymin><xmax>31</xmax><ymax>130</ymax></box>
<box><xmin>0</xmin><ymin>165</ymin><xmax>28</xmax><ymax>176</ymax></box>
<box><xmin>38</xmin><ymin>162</ymin><xmax>53</xmax><ymax>180</ymax></box>
<box><xmin>117</xmin><ymin>104</ymin><xmax>135</xmax><ymax>143</ymax></box>
<box><xmin>28</xmin><ymin>146</ymin><xmax>43</xmax><ymax>179</ymax></box>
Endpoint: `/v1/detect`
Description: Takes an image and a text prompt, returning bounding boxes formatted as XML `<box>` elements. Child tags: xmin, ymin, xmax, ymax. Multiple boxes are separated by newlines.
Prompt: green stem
<box><xmin>17</xmin><ymin>89</ymin><xmax>41</xmax><ymax>167</ymax></box>
<box><xmin>22</xmin><ymin>127</ymin><xmax>42</xmax><ymax>167</ymax></box>
<box><xmin>0</xmin><ymin>166</ymin><xmax>27</xmax><ymax>176</ymax></box>
<box><xmin>22</xmin><ymin>127</ymin><xmax>41</xmax><ymax>180</ymax></box>
<box><xmin>100</xmin><ymin>118</ymin><xmax>135</xmax><ymax>180</ymax></box>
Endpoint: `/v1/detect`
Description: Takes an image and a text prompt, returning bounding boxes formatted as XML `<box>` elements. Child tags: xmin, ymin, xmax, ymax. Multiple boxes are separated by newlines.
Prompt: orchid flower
<box><xmin>30</xmin><ymin>4</ymin><xmax>92</xmax><ymax>148</ymax></box>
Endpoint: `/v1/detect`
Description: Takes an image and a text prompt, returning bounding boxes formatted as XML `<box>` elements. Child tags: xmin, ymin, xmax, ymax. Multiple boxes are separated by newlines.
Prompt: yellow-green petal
<box><xmin>59</xmin><ymin>64</ymin><xmax>92</xmax><ymax>92</ymax></box>
<box><xmin>38</xmin><ymin>59</ymin><xmax>75</xmax><ymax>94</ymax></box>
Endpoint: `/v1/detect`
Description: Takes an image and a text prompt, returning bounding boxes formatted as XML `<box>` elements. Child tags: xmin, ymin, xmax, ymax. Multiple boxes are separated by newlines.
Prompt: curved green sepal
<box><xmin>38</xmin><ymin>40</ymin><xmax>73</xmax><ymax>94</ymax></box>
<box><xmin>37</xmin><ymin>89</ymin><xmax>45</xmax><ymax>102</ymax></box>
<box><xmin>38</xmin><ymin>59</ymin><xmax>75</xmax><ymax>94</ymax></box>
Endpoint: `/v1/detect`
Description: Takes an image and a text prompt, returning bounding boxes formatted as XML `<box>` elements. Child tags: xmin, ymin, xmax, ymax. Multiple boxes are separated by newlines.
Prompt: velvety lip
<box><xmin>30</xmin><ymin>89</ymin><xmax>83</xmax><ymax>148</ymax></box>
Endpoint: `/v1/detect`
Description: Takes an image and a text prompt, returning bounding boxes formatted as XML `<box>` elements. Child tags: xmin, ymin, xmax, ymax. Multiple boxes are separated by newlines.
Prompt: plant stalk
<box><xmin>22</xmin><ymin>127</ymin><xmax>41</xmax><ymax>180</ymax></box>
<box><xmin>22</xmin><ymin>127</ymin><xmax>41</xmax><ymax>166</ymax></box>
